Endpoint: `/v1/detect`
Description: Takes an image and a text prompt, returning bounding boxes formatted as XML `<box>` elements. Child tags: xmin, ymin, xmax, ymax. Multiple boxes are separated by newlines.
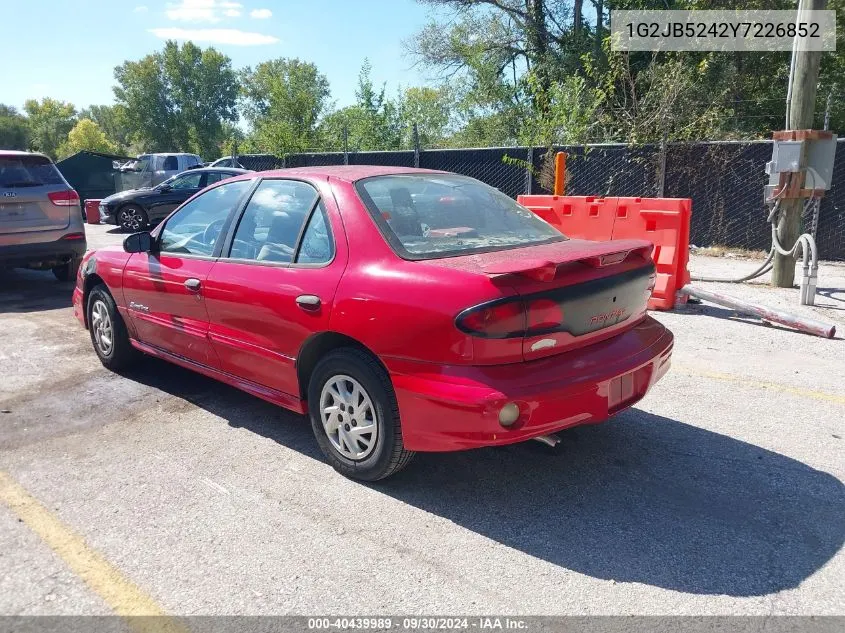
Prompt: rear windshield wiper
<box><xmin>0</xmin><ymin>181</ymin><xmax>41</xmax><ymax>188</ymax></box>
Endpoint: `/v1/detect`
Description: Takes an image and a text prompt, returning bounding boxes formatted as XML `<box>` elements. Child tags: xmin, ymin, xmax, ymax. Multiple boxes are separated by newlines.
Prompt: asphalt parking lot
<box><xmin>1</xmin><ymin>223</ymin><xmax>843</xmax><ymax>617</ymax></box>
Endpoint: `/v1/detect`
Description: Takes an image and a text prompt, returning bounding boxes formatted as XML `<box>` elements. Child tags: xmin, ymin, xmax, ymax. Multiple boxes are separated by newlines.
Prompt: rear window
<box><xmin>0</xmin><ymin>155</ymin><xmax>65</xmax><ymax>188</ymax></box>
<box><xmin>355</xmin><ymin>174</ymin><xmax>564</xmax><ymax>259</ymax></box>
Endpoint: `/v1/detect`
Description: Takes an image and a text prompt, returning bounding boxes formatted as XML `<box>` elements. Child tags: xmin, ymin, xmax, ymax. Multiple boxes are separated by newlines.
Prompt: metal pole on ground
<box><xmin>681</xmin><ymin>285</ymin><xmax>836</xmax><ymax>338</ymax></box>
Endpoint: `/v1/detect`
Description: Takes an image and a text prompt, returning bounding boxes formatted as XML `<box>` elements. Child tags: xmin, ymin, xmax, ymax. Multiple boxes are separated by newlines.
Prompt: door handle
<box><xmin>184</xmin><ymin>278</ymin><xmax>201</xmax><ymax>292</ymax></box>
<box><xmin>296</xmin><ymin>295</ymin><xmax>321</xmax><ymax>311</ymax></box>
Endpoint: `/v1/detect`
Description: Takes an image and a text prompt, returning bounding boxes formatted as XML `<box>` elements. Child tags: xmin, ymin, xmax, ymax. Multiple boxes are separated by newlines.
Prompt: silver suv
<box><xmin>0</xmin><ymin>151</ymin><xmax>86</xmax><ymax>281</ymax></box>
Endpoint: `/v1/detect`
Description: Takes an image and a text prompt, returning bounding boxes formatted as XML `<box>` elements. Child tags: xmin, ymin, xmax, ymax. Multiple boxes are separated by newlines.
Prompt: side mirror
<box><xmin>159</xmin><ymin>183</ymin><xmax>172</xmax><ymax>193</ymax></box>
<box><xmin>123</xmin><ymin>231</ymin><xmax>153</xmax><ymax>253</ymax></box>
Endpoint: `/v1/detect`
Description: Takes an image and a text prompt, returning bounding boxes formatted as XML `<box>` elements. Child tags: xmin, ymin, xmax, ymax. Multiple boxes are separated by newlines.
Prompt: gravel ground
<box><xmin>0</xmin><ymin>224</ymin><xmax>842</xmax><ymax>617</ymax></box>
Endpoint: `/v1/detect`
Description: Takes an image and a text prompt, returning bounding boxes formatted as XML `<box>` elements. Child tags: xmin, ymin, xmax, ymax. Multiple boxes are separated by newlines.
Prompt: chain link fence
<box><xmin>250</xmin><ymin>140</ymin><xmax>845</xmax><ymax>260</ymax></box>
<box><xmin>69</xmin><ymin>141</ymin><xmax>842</xmax><ymax>260</ymax></box>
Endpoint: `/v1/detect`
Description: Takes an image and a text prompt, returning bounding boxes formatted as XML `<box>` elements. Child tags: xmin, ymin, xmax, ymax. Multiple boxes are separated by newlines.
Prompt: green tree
<box><xmin>400</xmin><ymin>86</ymin><xmax>454</xmax><ymax>147</ymax></box>
<box><xmin>318</xmin><ymin>60</ymin><xmax>403</xmax><ymax>151</ymax></box>
<box><xmin>241</xmin><ymin>58</ymin><xmax>331</xmax><ymax>154</ymax></box>
<box><xmin>78</xmin><ymin>104</ymin><xmax>131</xmax><ymax>152</ymax></box>
<box><xmin>0</xmin><ymin>105</ymin><xmax>31</xmax><ymax>151</ymax></box>
<box><xmin>57</xmin><ymin>119</ymin><xmax>120</xmax><ymax>159</ymax></box>
<box><xmin>114</xmin><ymin>41</ymin><xmax>239</xmax><ymax>158</ymax></box>
<box><xmin>408</xmin><ymin>0</ymin><xmax>845</xmax><ymax>143</ymax></box>
<box><xmin>22</xmin><ymin>98</ymin><xmax>76</xmax><ymax>159</ymax></box>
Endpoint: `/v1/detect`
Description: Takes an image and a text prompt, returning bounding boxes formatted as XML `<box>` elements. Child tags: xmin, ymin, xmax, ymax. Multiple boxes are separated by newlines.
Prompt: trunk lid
<box><xmin>431</xmin><ymin>239</ymin><xmax>656</xmax><ymax>363</ymax></box>
<box><xmin>0</xmin><ymin>155</ymin><xmax>72</xmax><ymax>234</ymax></box>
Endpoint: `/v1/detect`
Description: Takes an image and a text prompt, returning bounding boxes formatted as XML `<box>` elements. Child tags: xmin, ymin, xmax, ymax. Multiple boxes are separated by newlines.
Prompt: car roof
<box><xmin>246</xmin><ymin>165</ymin><xmax>448</xmax><ymax>183</ymax></box>
<box><xmin>183</xmin><ymin>167</ymin><xmax>248</xmax><ymax>175</ymax></box>
<box><xmin>141</xmin><ymin>152</ymin><xmax>201</xmax><ymax>157</ymax></box>
<box><xmin>0</xmin><ymin>150</ymin><xmax>52</xmax><ymax>160</ymax></box>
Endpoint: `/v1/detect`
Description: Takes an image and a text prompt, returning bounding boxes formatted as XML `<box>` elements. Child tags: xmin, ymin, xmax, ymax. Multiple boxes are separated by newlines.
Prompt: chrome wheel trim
<box><xmin>91</xmin><ymin>299</ymin><xmax>114</xmax><ymax>356</ymax></box>
<box><xmin>121</xmin><ymin>207</ymin><xmax>143</xmax><ymax>231</ymax></box>
<box><xmin>319</xmin><ymin>374</ymin><xmax>378</xmax><ymax>461</ymax></box>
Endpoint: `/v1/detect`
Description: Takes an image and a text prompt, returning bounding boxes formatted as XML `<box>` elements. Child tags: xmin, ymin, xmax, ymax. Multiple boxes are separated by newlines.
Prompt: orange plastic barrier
<box><xmin>517</xmin><ymin>195</ymin><xmax>617</xmax><ymax>242</ymax></box>
<box><xmin>84</xmin><ymin>199</ymin><xmax>102</xmax><ymax>225</ymax></box>
<box><xmin>612</xmin><ymin>197</ymin><xmax>691</xmax><ymax>310</ymax></box>
<box><xmin>517</xmin><ymin>194</ymin><xmax>692</xmax><ymax>310</ymax></box>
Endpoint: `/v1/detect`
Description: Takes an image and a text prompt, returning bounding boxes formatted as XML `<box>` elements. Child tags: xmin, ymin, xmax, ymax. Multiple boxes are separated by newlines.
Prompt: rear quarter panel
<box><xmin>327</xmin><ymin>179</ymin><xmax>518</xmax><ymax>365</ymax></box>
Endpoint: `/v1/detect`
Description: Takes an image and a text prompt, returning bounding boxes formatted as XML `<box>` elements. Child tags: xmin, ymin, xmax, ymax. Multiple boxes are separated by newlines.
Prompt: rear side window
<box><xmin>205</xmin><ymin>172</ymin><xmax>228</xmax><ymax>186</ymax></box>
<box><xmin>356</xmin><ymin>174</ymin><xmax>563</xmax><ymax>260</ymax></box>
<box><xmin>0</xmin><ymin>155</ymin><xmax>65</xmax><ymax>187</ymax></box>
<box><xmin>228</xmin><ymin>179</ymin><xmax>320</xmax><ymax>264</ymax></box>
<box><xmin>163</xmin><ymin>156</ymin><xmax>178</xmax><ymax>171</ymax></box>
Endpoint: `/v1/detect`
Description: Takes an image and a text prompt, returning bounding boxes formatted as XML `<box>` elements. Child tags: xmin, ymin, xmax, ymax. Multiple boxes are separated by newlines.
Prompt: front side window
<box><xmin>135</xmin><ymin>155</ymin><xmax>152</xmax><ymax>172</ymax></box>
<box><xmin>229</xmin><ymin>180</ymin><xmax>319</xmax><ymax>264</ymax></box>
<box><xmin>159</xmin><ymin>180</ymin><xmax>251</xmax><ymax>256</ymax></box>
<box><xmin>356</xmin><ymin>174</ymin><xmax>564</xmax><ymax>260</ymax></box>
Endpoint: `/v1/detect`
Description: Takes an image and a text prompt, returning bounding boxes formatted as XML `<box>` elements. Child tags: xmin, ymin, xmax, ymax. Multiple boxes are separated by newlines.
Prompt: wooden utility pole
<box><xmin>772</xmin><ymin>0</ymin><xmax>827</xmax><ymax>287</ymax></box>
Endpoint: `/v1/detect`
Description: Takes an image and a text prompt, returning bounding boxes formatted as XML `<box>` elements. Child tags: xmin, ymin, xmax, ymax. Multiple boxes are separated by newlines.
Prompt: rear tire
<box><xmin>308</xmin><ymin>348</ymin><xmax>415</xmax><ymax>481</ymax></box>
<box><xmin>118</xmin><ymin>205</ymin><xmax>148</xmax><ymax>232</ymax></box>
<box><xmin>52</xmin><ymin>257</ymin><xmax>81</xmax><ymax>282</ymax></box>
<box><xmin>87</xmin><ymin>285</ymin><xmax>139</xmax><ymax>371</ymax></box>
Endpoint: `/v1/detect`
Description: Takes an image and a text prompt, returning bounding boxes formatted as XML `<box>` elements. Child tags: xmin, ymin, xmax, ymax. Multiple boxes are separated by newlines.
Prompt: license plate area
<box><xmin>608</xmin><ymin>365</ymin><xmax>653</xmax><ymax>413</ymax></box>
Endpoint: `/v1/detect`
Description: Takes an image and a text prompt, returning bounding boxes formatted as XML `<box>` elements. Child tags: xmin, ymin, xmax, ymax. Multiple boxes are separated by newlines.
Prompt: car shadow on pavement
<box><xmin>376</xmin><ymin>410</ymin><xmax>845</xmax><ymax>598</ymax></box>
<box><xmin>122</xmin><ymin>357</ymin><xmax>844</xmax><ymax>599</ymax></box>
<box><xmin>0</xmin><ymin>269</ymin><xmax>73</xmax><ymax>313</ymax></box>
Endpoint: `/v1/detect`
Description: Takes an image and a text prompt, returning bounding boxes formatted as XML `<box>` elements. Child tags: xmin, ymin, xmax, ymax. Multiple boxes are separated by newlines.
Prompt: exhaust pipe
<box><xmin>533</xmin><ymin>433</ymin><xmax>562</xmax><ymax>448</ymax></box>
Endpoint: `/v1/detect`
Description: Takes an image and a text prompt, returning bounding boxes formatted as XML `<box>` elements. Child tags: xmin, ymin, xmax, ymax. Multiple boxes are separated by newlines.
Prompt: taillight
<box><xmin>48</xmin><ymin>190</ymin><xmax>80</xmax><ymax>206</ymax></box>
<box><xmin>526</xmin><ymin>299</ymin><xmax>564</xmax><ymax>333</ymax></box>
<box><xmin>457</xmin><ymin>297</ymin><xmax>567</xmax><ymax>338</ymax></box>
<box><xmin>456</xmin><ymin>300</ymin><xmax>525</xmax><ymax>338</ymax></box>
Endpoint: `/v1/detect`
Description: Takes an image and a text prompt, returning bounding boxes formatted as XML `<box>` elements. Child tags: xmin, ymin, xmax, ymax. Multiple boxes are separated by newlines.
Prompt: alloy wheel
<box><xmin>121</xmin><ymin>207</ymin><xmax>144</xmax><ymax>231</ymax></box>
<box><xmin>91</xmin><ymin>299</ymin><xmax>113</xmax><ymax>356</ymax></box>
<box><xmin>319</xmin><ymin>375</ymin><xmax>378</xmax><ymax>460</ymax></box>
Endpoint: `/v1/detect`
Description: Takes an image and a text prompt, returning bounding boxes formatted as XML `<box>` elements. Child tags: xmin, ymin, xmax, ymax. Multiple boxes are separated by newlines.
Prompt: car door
<box><xmin>122</xmin><ymin>178</ymin><xmax>253</xmax><ymax>368</ymax></box>
<box><xmin>203</xmin><ymin>178</ymin><xmax>347</xmax><ymax>398</ymax></box>
<box><xmin>146</xmin><ymin>171</ymin><xmax>207</xmax><ymax>223</ymax></box>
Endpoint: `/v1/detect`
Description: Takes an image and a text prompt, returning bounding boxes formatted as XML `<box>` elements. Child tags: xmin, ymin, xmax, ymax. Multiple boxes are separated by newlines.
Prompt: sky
<box><xmin>4</xmin><ymin>0</ymin><xmax>441</xmax><ymax>113</ymax></box>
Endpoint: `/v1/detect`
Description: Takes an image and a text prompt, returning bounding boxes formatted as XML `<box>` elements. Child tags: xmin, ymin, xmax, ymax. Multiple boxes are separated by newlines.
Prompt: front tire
<box><xmin>87</xmin><ymin>285</ymin><xmax>139</xmax><ymax>371</ymax></box>
<box><xmin>308</xmin><ymin>348</ymin><xmax>415</xmax><ymax>481</ymax></box>
<box><xmin>118</xmin><ymin>205</ymin><xmax>148</xmax><ymax>232</ymax></box>
<box><xmin>52</xmin><ymin>257</ymin><xmax>81</xmax><ymax>282</ymax></box>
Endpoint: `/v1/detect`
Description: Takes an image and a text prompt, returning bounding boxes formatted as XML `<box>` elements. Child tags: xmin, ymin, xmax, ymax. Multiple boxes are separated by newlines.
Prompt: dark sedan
<box><xmin>99</xmin><ymin>167</ymin><xmax>248</xmax><ymax>231</ymax></box>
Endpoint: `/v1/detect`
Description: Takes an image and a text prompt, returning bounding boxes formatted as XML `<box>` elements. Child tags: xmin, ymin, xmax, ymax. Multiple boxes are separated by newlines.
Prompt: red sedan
<box><xmin>73</xmin><ymin>166</ymin><xmax>673</xmax><ymax>480</ymax></box>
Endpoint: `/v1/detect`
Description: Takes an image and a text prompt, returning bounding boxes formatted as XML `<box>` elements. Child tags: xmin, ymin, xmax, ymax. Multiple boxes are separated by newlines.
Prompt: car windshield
<box><xmin>0</xmin><ymin>155</ymin><xmax>65</xmax><ymax>188</ymax></box>
<box><xmin>356</xmin><ymin>174</ymin><xmax>564</xmax><ymax>259</ymax></box>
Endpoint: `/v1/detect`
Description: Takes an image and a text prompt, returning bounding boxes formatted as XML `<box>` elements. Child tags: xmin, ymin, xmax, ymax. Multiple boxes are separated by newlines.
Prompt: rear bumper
<box><xmin>0</xmin><ymin>236</ymin><xmax>87</xmax><ymax>267</ymax></box>
<box><xmin>386</xmin><ymin>317</ymin><xmax>673</xmax><ymax>452</ymax></box>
